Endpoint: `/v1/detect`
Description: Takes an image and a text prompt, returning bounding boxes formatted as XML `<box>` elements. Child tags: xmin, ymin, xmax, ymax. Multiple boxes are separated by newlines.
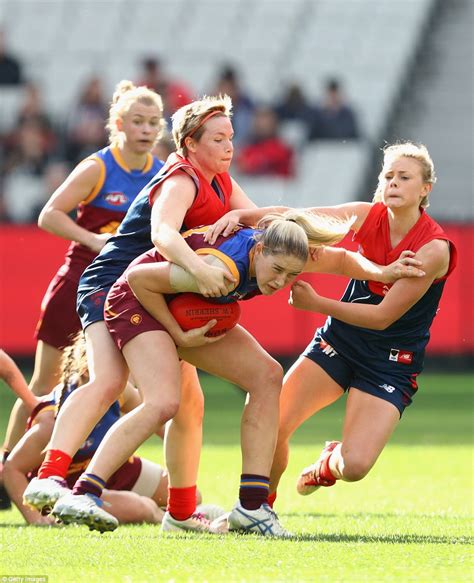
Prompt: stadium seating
<box><xmin>2</xmin><ymin>0</ymin><xmax>467</xmax><ymax>214</ymax></box>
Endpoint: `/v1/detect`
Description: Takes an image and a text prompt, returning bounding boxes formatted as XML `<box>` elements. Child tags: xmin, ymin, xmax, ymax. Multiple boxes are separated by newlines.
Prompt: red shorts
<box><xmin>35</xmin><ymin>272</ymin><xmax>82</xmax><ymax>349</ymax></box>
<box><xmin>104</xmin><ymin>280</ymin><xmax>167</xmax><ymax>351</ymax></box>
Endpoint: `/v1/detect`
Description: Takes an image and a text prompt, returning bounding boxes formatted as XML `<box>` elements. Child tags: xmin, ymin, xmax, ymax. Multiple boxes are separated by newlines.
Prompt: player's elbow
<box><xmin>37</xmin><ymin>206</ymin><xmax>53</xmax><ymax>231</ymax></box>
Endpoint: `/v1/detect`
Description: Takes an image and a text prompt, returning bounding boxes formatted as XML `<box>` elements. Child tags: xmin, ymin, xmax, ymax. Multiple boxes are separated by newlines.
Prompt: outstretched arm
<box><xmin>305</xmin><ymin>247</ymin><xmax>425</xmax><ymax>283</ymax></box>
<box><xmin>290</xmin><ymin>240</ymin><xmax>449</xmax><ymax>330</ymax></box>
<box><xmin>0</xmin><ymin>350</ymin><xmax>38</xmax><ymax>410</ymax></box>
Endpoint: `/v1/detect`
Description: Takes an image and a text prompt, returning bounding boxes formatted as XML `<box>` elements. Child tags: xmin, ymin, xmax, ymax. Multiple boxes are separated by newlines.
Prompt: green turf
<box><xmin>0</xmin><ymin>372</ymin><xmax>472</xmax><ymax>582</ymax></box>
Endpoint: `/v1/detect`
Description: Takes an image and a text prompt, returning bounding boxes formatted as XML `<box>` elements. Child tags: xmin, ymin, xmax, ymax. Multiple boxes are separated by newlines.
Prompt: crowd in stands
<box><xmin>0</xmin><ymin>30</ymin><xmax>361</xmax><ymax>224</ymax></box>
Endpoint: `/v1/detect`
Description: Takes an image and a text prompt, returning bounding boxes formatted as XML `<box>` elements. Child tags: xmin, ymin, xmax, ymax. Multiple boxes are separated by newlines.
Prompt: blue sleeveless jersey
<box><xmin>64</xmin><ymin>146</ymin><xmax>162</xmax><ymax>279</ymax></box>
<box><xmin>77</xmin><ymin>159</ymin><xmax>165</xmax><ymax>296</ymax></box>
<box><xmin>180</xmin><ymin>227</ymin><xmax>262</xmax><ymax>303</ymax></box>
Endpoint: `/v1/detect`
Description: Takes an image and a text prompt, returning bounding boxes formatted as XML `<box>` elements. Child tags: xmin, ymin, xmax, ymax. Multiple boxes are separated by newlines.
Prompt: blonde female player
<box><xmin>23</xmin><ymin>95</ymin><xmax>258</xmax><ymax>526</ymax></box>
<box><xmin>50</xmin><ymin>208</ymin><xmax>427</xmax><ymax>537</ymax></box>
<box><xmin>270</xmin><ymin>143</ymin><xmax>456</xmax><ymax>505</ymax></box>
<box><xmin>50</xmin><ymin>210</ymin><xmax>355</xmax><ymax>537</ymax></box>
<box><xmin>4</xmin><ymin>80</ymin><xmax>165</xmax><ymax>453</ymax></box>
<box><xmin>205</xmin><ymin>142</ymin><xmax>456</xmax><ymax>507</ymax></box>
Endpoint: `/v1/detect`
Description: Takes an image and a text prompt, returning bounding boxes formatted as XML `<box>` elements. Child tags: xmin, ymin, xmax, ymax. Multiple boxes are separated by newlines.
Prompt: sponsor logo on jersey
<box><xmin>379</xmin><ymin>383</ymin><xmax>396</xmax><ymax>393</ymax></box>
<box><xmin>130</xmin><ymin>314</ymin><xmax>142</xmax><ymax>325</ymax></box>
<box><xmin>105</xmin><ymin>191</ymin><xmax>128</xmax><ymax>206</ymax></box>
<box><xmin>389</xmin><ymin>348</ymin><xmax>414</xmax><ymax>365</ymax></box>
<box><xmin>319</xmin><ymin>337</ymin><xmax>338</xmax><ymax>358</ymax></box>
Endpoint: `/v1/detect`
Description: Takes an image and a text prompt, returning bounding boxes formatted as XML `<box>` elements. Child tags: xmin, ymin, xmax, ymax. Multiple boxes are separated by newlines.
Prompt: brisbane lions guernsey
<box><xmin>27</xmin><ymin>383</ymin><xmax>122</xmax><ymax>479</ymax></box>
<box><xmin>319</xmin><ymin>203</ymin><xmax>457</xmax><ymax>370</ymax></box>
<box><xmin>119</xmin><ymin>226</ymin><xmax>263</xmax><ymax>304</ymax></box>
<box><xmin>62</xmin><ymin>146</ymin><xmax>161</xmax><ymax>280</ymax></box>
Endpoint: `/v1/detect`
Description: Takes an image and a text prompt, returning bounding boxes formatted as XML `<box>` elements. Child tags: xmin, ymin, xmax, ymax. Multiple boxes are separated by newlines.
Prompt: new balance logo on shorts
<box><xmin>389</xmin><ymin>348</ymin><xmax>413</xmax><ymax>365</ymax></box>
<box><xmin>318</xmin><ymin>337</ymin><xmax>338</xmax><ymax>358</ymax></box>
<box><xmin>379</xmin><ymin>383</ymin><xmax>396</xmax><ymax>393</ymax></box>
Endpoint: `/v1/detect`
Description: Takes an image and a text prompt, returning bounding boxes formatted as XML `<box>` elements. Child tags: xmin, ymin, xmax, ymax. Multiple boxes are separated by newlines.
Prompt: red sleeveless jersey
<box><xmin>147</xmin><ymin>153</ymin><xmax>233</xmax><ymax>229</ymax></box>
<box><xmin>355</xmin><ymin>203</ymin><xmax>457</xmax><ymax>296</ymax></box>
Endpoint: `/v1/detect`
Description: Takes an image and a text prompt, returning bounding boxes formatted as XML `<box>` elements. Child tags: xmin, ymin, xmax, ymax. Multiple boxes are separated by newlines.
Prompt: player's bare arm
<box><xmin>291</xmin><ymin>239</ymin><xmax>449</xmax><ymax>330</ymax></box>
<box><xmin>126</xmin><ymin>257</ymin><xmax>231</xmax><ymax>347</ymax></box>
<box><xmin>38</xmin><ymin>159</ymin><xmax>110</xmax><ymax>253</ymax></box>
<box><xmin>151</xmin><ymin>173</ymin><xmax>235</xmax><ymax>297</ymax></box>
<box><xmin>305</xmin><ymin>246</ymin><xmax>425</xmax><ymax>282</ymax></box>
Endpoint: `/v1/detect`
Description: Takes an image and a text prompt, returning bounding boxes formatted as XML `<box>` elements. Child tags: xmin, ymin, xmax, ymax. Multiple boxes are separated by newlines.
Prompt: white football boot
<box><xmin>52</xmin><ymin>492</ymin><xmax>118</xmax><ymax>532</ymax></box>
<box><xmin>23</xmin><ymin>476</ymin><xmax>69</xmax><ymax>512</ymax></box>
<box><xmin>226</xmin><ymin>502</ymin><xmax>292</xmax><ymax>538</ymax></box>
<box><xmin>195</xmin><ymin>503</ymin><xmax>226</xmax><ymax>522</ymax></box>
<box><xmin>161</xmin><ymin>510</ymin><xmax>211</xmax><ymax>533</ymax></box>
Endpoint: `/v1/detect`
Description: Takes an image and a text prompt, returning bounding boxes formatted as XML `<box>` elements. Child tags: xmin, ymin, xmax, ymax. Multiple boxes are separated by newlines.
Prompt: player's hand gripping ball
<box><xmin>168</xmin><ymin>293</ymin><xmax>241</xmax><ymax>337</ymax></box>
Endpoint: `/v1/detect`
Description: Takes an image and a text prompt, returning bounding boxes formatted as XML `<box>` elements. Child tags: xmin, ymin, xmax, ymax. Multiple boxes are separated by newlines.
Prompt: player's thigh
<box><xmin>84</xmin><ymin>321</ymin><xmax>128</xmax><ymax>385</ymax></box>
<box><xmin>122</xmin><ymin>330</ymin><xmax>181</xmax><ymax>401</ymax></box>
<box><xmin>342</xmin><ymin>388</ymin><xmax>400</xmax><ymax>465</ymax></box>
<box><xmin>178</xmin><ymin>325</ymin><xmax>282</xmax><ymax>391</ymax></box>
<box><xmin>279</xmin><ymin>356</ymin><xmax>344</xmax><ymax>438</ymax></box>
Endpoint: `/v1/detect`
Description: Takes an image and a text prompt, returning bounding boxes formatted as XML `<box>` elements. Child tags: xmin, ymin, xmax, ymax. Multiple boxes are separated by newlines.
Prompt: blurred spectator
<box><xmin>14</xmin><ymin>82</ymin><xmax>58</xmax><ymax>156</ymax></box>
<box><xmin>274</xmin><ymin>83</ymin><xmax>315</xmax><ymax>125</ymax></box>
<box><xmin>0</xmin><ymin>29</ymin><xmax>23</xmax><ymax>86</ymax></box>
<box><xmin>308</xmin><ymin>78</ymin><xmax>360</xmax><ymax>141</ymax></box>
<box><xmin>211</xmin><ymin>65</ymin><xmax>255</xmax><ymax>148</ymax></box>
<box><xmin>1</xmin><ymin>121</ymin><xmax>52</xmax><ymax>223</ymax></box>
<box><xmin>137</xmin><ymin>57</ymin><xmax>193</xmax><ymax>121</ymax></box>
<box><xmin>152</xmin><ymin>132</ymin><xmax>176</xmax><ymax>162</ymax></box>
<box><xmin>236</xmin><ymin>106</ymin><xmax>295</xmax><ymax>178</ymax></box>
<box><xmin>64</xmin><ymin>76</ymin><xmax>108</xmax><ymax>165</ymax></box>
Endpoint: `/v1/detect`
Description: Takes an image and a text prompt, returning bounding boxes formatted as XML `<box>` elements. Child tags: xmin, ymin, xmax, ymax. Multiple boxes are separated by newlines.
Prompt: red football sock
<box><xmin>167</xmin><ymin>486</ymin><xmax>197</xmax><ymax>521</ymax></box>
<box><xmin>267</xmin><ymin>491</ymin><xmax>277</xmax><ymax>508</ymax></box>
<box><xmin>37</xmin><ymin>449</ymin><xmax>72</xmax><ymax>480</ymax></box>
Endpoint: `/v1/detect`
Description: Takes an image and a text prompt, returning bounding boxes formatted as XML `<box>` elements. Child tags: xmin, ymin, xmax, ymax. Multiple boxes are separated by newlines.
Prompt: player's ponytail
<box><xmin>256</xmin><ymin>210</ymin><xmax>354</xmax><ymax>261</ymax></box>
<box><xmin>56</xmin><ymin>332</ymin><xmax>89</xmax><ymax>415</ymax></box>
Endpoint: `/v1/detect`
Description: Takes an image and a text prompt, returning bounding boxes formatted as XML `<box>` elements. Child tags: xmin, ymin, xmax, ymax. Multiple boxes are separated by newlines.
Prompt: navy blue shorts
<box><xmin>303</xmin><ymin>333</ymin><xmax>420</xmax><ymax>417</ymax></box>
<box><xmin>77</xmin><ymin>287</ymin><xmax>111</xmax><ymax>330</ymax></box>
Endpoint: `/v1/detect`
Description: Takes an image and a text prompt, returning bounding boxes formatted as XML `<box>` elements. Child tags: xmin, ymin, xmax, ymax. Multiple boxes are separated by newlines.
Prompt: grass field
<box><xmin>0</xmin><ymin>371</ymin><xmax>472</xmax><ymax>582</ymax></box>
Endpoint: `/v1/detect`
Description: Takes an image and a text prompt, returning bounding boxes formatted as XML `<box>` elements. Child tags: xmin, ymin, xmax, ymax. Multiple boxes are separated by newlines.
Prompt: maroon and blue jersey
<box><xmin>27</xmin><ymin>383</ymin><xmax>121</xmax><ymax>478</ymax></box>
<box><xmin>60</xmin><ymin>146</ymin><xmax>161</xmax><ymax>282</ymax></box>
<box><xmin>118</xmin><ymin>226</ymin><xmax>263</xmax><ymax>304</ymax></box>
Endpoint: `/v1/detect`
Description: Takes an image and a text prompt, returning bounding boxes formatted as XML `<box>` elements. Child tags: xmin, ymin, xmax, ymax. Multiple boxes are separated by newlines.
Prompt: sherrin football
<box><xmin>168</xmin><ymin>293</ymin><xmax>241</xmax><ymax>337</ymax></box>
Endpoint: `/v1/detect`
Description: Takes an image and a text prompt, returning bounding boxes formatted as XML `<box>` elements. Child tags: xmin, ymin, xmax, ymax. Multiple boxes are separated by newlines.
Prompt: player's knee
<box><xmin>255</xmin><ymin>360</ymin><xmax>283</xmax><ymax>393</ymax></box>
<box><xmin>341</xmin><ymin>454</ymin><xmax>372</xmax><ymax>482</ymax></box>
<box><xmin>144</xmin><ymin>398</ymin><xmax>180</xmax><ymax>426</ymax></box>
